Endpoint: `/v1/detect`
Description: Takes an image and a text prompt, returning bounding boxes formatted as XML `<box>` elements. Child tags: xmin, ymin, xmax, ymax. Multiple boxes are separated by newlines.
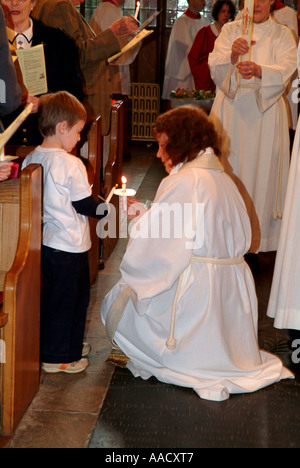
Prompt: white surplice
<box><xmin>208</xmin><ymin>17</ymin><xmax>297</xmax><ymax>253</ymax></box>
<box><xmin>267</xmin><ymin>117</ymin><xmax>300</xmax><ymax>330</ymax></box>
<box><xmin>101</xmin><ymin>149</ymin><xmax>292</xmax><ymax>402</ymax></box>
<box><xmin>162</xmin><ymin>12</ymin><xmax>209</xmax><ymax>100</ymax></box>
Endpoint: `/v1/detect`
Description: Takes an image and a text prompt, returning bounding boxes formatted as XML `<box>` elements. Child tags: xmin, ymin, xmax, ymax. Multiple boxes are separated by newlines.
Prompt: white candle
<box><xmin>241</xmin><ymin>0</ymin><xmax>254</xmax><ymax>61</ymax></box>
<box><xmin>0</xmin><ymin>103</ymin><xmax>33</xmax><ymax>158</ymax></box>
<box><xmin>134</xmin><ymin>1</ymin><xmax>140</xmax><ymax>20</ymax></box>
<box><xmin>122</xmin><ymin>176</ymin><xmax>127</xmax><ymax>194</ymax></box>
<box><xmin>106</xmin><ymin>184</ymin><xmax>117</xmax><ymax>203</ymax></box>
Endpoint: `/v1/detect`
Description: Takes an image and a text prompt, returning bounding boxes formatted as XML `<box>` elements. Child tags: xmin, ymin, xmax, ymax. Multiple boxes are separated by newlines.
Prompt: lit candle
<box><xmin>122</xmin><ymin>176</ymin><xmax>127</xmax><ymax>194</ymax></box>
<box><xmin>134</xmin><ymin>1</ymin><xmax>140</xmax><ymax>20</ymax></box>
<box><xmin>241</xmin><ymin>0</ymin><xmax>254</xmax><ymax>61</ymax></box>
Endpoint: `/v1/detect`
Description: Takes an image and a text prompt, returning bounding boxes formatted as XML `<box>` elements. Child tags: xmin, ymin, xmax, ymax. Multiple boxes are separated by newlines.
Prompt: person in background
<box><xmin>0</xmin><ymin>5</ymin><xmax>21</xmax><ymax>180</ymax></box>
<box><xmin>235</xmin><ymin>0</ymin><xmax>298</xmax><ymax>132</ymax></box>
<box><xmin>90</xmin><ymin>0</ymin><xmax>141</xmax><ymax>156</ymax></box>
<box><xmin>188</xmin><ymin>0</ymin><xmax>236</xmax><ymax>92</ymax></box>
<box><xmin>267</xmin><ymin>112</ymin><xmax>300</xmax><ymax>360</ymax></box>
<box><xmin>296</xmin><ymin>0</ymin><xmax>300</xmax><ymax>37</ymax></box>
<box><xmin>32</xmin><ymin>0</ymin><xmax>138</xmax><ymax>136</ymax></box>
<box><xmin>22</xmin><ymin>91</ymin><xmax>108</xmax><ymax>373</ymax></box>
<box><xmin>162</xmin><ymin>0</ymin><xmax>209</xmax><ymax>103</ymax></box>
<box><xmin>208</xmin><ymin>0</ymin><xmax>297</xmax><ymax>263</ymax></box>
<box><xmin>101</xmin><ymin>105</ymin><xmax>293</xmax><ymax>402</ymax></box>
<box><xmin>1</xmin><ymin>0</ymin><xmax>84</xmax><ymax>145</ymax></box>
<box><xmin>91</xmin><ymin>0</ymin><xmax>140</xmax><ymax>102</ymax></box>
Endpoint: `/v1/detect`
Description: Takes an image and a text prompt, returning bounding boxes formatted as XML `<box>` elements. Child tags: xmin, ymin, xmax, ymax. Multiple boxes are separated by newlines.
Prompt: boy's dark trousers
<box><xmin>41</xmin><ymin>245</ymin><xmax>90</xmax><ymax>364</ymax></box>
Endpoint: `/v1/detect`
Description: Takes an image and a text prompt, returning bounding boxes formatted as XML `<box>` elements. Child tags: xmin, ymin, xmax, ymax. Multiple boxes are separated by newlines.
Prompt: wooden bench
<box><xmin>0</xmin><ymin>164</ymin><xmax>42</xmax><ymax>436</ymax></box>
<box><xmin>102</xmin><ymin>100</ymin><xmax>124</xmax><ymax>260</ymax></box>
<box><xmin>78</xmin><ymin>116</ymin><xmax>102</xmax><ymax>285</ymax></box>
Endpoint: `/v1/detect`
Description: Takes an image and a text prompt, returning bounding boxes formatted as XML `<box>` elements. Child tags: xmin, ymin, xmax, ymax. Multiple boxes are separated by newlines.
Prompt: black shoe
<box><xmin>98</xmin><ymin>259</ymin><xmax>105</xmax><ymax>270</ymax></box>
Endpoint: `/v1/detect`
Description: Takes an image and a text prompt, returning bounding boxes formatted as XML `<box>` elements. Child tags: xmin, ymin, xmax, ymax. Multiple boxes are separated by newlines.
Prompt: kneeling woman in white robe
<box><xmin>101</xmin><ymin>106</ymin><xmax>292</xmax><ymax>402</ymax></box>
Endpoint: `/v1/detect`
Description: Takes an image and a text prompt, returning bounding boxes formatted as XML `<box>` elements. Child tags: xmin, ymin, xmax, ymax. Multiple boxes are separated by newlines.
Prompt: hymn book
<box><xmin>16</xmin><ymin>45</ymin><xmax>48</xmax><ymax>97</ymax></box>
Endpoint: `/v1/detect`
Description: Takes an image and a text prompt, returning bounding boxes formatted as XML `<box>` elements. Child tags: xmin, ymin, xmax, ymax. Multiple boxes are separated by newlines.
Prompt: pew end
<box><xmin>102</xmin><ymin>100</ymin><xmax>124</xmax><ymax>260</ymax></box>
<box><xmin>0</xmin><ymin>164</ymin><xmax>42</xmax><ymax>435</ymax></box>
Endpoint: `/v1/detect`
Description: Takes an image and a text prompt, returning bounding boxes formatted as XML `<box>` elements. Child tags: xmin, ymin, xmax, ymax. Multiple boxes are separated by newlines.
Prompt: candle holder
<box><xmin>115</xmin><ymin>188</ymin><xmax>137</xmax><ymax>238</ymax></box>
<box><xmin>114</xmin><ymin>188</ymin><xmax>137</xmax><ymax>197</ymax></box>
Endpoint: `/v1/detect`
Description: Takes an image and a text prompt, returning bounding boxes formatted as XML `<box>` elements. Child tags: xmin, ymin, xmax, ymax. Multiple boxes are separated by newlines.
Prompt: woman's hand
<box><xmin>231</xmin><ymin>38</ymin><xmax>256</xmax><ymax>64</ymax></box>
<box><xmin>0</xmin><ymin>162</ymin><xmax>13</xmax><ymax>182</ymax></box>
<box><xmin>237</xmin><ymin>60</ymin><xmax>262</xmax><ymax>79</ymax></box>
<box><xmin>123</xmin><ymin>196</ymin><xmax>149</xmax><ymax>220</ymax></box>
<box><xmin>26</xmin><ymin>95</ymin><xmax>40</xmax><ymax>113</ymax></box>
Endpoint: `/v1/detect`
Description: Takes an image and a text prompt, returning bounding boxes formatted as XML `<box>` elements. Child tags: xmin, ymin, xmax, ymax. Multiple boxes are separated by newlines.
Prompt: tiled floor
<box><xmin>1</xmin><ymin>142</ymin><xmax>299</xmax><ymax>448</ymax></box>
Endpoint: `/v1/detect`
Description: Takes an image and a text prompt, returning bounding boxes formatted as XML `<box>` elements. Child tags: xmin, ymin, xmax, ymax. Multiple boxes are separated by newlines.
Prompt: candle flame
<box><xmin>122</xmin><ymin>176</ymin><xmax>127</xmax><ymax>184</ymax></box>
<box><xmin>136</xmin><ymin>1</ymin><xmax>140</xmax><ymax>6</ymax></box>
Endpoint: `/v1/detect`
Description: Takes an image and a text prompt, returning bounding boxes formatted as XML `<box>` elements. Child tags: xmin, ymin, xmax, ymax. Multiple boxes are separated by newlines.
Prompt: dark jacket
<box><xmin>2</xmin><ymin>17</ymin><xmax>84</xmax><ymax>145</ymax></box>
<box><xmin>0</xmin><ymin>8</ymin><xmax>22</xmax><ymax>132</ymax></box>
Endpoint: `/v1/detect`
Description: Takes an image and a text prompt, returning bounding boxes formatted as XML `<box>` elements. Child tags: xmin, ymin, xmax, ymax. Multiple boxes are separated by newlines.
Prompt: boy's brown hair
<box><xmin>38</xmin><ymin>91</ymin><xmax>87</xmax><ymax>137</ymax></box>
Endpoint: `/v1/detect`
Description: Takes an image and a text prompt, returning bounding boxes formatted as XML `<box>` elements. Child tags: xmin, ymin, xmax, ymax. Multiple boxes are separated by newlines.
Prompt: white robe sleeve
<box><xmin>254</xmin><ymin>27</ymin><xmax>297</xmax><ymax>113</ymax></box>
<box><xmin>208</xmin><ymin>23</ymin><xmax>239</xmax><ymax>99</ymax></box>
<box><xmin>120</xmin><ymin>169</ymin><xmax>198</xmax><ymax>315</ymax></box>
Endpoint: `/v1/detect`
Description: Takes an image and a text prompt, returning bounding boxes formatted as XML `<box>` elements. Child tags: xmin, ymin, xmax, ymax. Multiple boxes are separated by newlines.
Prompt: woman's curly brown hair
<box><xmin>153</xmin><ymin>105</ymin><xmax>221</xmax><ymax>167</ymax></box>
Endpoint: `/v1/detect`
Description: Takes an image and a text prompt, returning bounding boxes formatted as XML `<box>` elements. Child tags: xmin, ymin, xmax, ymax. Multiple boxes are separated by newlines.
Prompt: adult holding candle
<box><xmin>1</xmin><ymin>0</ymin><xmax>85</xmax><ymax>145</ymax></box>
<box><xmin>31</xmin><ymin>0</ymin><xmax>139</xmax><ymax>136</ymax></box>
<box><xmin>100</xmin><ymin>106</ymin><xmax>292</xmax><ymax>402</ymax></box>
<box><xmin>208</xmin><ymin>0</ymin><xmax>297</xmax><ymax>263</ymax></box>
<box><xmin>0</xmin><ymin>5</ymin><xmax>21</xmax><ymax>181</ymax></box>
<box><xmin>90</xmin><ymin>0</ymin><xmax>141</xmax><ymax>153</ymax></box>
<box><xmin>0</xmin><ymin>162</ymin><xmax>13</xmax><ymax>181</ymax></box>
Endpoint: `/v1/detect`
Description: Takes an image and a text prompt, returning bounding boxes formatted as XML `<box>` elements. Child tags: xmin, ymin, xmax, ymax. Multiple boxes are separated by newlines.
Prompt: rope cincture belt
<box><xmin>166</xmin><ymin>255</ymin><xmax>245</xmax><ymax>350</ymax></box>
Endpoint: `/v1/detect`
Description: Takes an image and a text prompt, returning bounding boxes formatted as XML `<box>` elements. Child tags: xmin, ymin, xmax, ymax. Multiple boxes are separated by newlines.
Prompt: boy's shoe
<box><xmin>42</xmin><ymin>358</ymin><xmax>89</xmax><ymax>374</ymax></box>
<box><xmin>82</xmin><ymin>342</ymin><xmax>91</xmax><ymax>357</ymax></box>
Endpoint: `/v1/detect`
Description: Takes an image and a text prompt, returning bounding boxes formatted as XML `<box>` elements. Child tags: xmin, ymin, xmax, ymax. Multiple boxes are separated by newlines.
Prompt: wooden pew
<box><xmin>102</xmin><ymin>100</ymin><xmax>124</xmax><ymax>260</ymax></box>
<box><xmin>78</xmin><ymin>116</ymin><xmax>102</xmax><ymax>285</ymax></box>
<box><xmin>0</xmin><ymin>164</ymin><xmax>42</xmax><ymax>436</ymax></box>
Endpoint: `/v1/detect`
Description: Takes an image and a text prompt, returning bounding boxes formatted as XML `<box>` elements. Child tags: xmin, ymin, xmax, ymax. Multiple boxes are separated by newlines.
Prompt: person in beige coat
<box><xmin>32</xmin><ymin>0</ymin><xmax>138</xmax><ymax>135</ymax></box>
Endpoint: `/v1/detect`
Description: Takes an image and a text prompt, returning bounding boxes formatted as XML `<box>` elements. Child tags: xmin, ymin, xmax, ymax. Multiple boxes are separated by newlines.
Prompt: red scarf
<box><xmin>271</xmin><ymin>0</ymin><xmax>285</xmax><ymax>11</ymax></box>
<box><xmin>102</xmin><ymin>0</ymin><xmax>120</xmax><ymax>6</ymax></box>
<box><xmin>184</xmin><ymin>9</ymin><xmax>202</xmax><ymax>19</ymax></box>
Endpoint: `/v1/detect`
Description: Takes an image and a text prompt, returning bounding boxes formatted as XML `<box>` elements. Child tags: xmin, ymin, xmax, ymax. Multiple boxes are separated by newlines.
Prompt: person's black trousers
<box><xmin>41</xmin><ymin>245</ymin><xmax>90</xmax><ymax>364</ymax></box>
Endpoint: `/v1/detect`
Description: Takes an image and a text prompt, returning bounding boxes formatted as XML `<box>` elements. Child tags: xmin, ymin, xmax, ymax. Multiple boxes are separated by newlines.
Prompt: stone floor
<box><xmin>1</xmin><ymin>142</ymin><xmax>299</xmax><ymax>448</ymax></box>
